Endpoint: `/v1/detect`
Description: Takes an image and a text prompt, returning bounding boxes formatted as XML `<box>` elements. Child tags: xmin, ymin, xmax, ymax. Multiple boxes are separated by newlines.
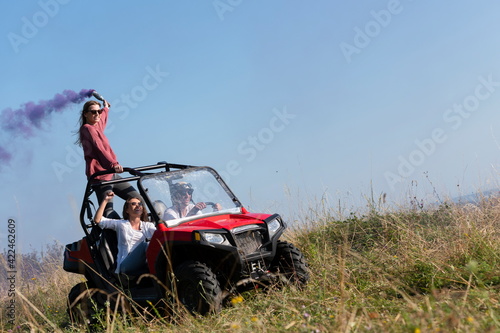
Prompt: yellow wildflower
<box><xmin>231</xmin><ymin>295</ymin><xmax>244</xmax><ymax>305</ymax></box>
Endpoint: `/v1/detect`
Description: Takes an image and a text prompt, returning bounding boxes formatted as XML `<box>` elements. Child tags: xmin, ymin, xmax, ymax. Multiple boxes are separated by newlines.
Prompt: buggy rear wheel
<box><xmin>67</xmin><ymin>282</ymin><xmax>96</xmax><ymax>325</ymax></box>
<box><xmin>173</xmin><ymin>260</ymin><xmax>222</xmax><ymax>315</ymax></box>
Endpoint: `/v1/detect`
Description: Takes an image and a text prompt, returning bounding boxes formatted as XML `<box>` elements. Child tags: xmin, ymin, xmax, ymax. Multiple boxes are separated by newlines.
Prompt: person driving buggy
<box><xmin>163</xmin><ymin>182</ymin><xmax>221</xmax><ymax>220</ymax></box>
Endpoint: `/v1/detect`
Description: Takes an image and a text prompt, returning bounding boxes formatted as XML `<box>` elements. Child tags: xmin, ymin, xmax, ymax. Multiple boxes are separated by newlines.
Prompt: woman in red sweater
<box><xmin>77</xmin><ymin>99</ymin><xmax>141</xmax><ymax>218</ymax></box>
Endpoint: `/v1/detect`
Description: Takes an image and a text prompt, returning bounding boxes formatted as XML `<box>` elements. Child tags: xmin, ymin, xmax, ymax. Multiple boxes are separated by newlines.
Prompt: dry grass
<box><xmin>2</xmin><ymin>198</ymin><xmax>500</xmax><ymax>332</ymax></box>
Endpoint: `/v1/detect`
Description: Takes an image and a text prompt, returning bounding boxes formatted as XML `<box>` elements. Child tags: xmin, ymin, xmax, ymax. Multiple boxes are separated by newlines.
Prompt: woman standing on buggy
<box><xmin>76</xmin><ymin>96</ymin><xmax>141</xmax><ymax>218</ymax></box>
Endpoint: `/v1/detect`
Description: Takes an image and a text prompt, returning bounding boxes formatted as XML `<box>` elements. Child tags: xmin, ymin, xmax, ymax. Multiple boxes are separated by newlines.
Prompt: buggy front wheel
<box><xmin>271</xmin><ymin>241</ymin><xmax>309</xmax><ymax>288</ymax></box>
<box><xmin>173</xmin><ymin>260</ymin><xmax>222</xmax><ymax>315</ymax></box>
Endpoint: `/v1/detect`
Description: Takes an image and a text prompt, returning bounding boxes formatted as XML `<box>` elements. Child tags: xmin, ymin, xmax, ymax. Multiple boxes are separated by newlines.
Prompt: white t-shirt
<box><xmin>163</xmin><ymin>203</ymin><xmax>202</xmax><ymax>220</ymax></box>
<box><xmin>99</xmin><ymin>218</ymin><xmax>156</xmax><ymax>273</ymax></box>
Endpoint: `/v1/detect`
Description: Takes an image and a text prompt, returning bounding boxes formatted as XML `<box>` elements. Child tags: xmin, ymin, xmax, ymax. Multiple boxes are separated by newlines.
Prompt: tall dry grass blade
<box><xmin>337</xmin><ymin>243</ymin><xmax>346</xmax><ymax>302</ymax></box>
<box><xmin>108</xmin><ymin>293</ymin><xmax>122</xmax><ymax>333</ymax></box>
<box><xmin>344</xmin><ymin>309</ymin><xmax>357</xmax><ymax>333</ymax></box>
<box><xmin>461</xmin><ymin>273</ymin><xmax>473</xmax><ymax>309</ymax></box>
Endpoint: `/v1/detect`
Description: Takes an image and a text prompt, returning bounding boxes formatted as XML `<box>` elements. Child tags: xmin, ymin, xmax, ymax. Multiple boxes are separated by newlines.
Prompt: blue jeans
<box><xmin>120</xmin><ymin>241</ymin><xmax>149</xmax><ymax>275</ymax></box>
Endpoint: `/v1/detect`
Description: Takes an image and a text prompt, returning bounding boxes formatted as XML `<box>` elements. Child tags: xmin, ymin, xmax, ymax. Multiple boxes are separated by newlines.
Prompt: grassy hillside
<box><xmin>2</xmin><ymin>200</ymin><xmax>500</xmax><ymax>332</ymax></box>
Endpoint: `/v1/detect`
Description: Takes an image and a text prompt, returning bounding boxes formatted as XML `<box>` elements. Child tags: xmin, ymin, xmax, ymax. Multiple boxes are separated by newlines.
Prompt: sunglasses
<box><xmin>129</xmin><ymin>201</ymin><xmax>143</xmax><ymax>207</ymax></box>
<box><xmin>178</xmin><ymin>189</ymin><xmax>194</xmax><ymax>196</ymax></box>
<box><xmin>88</xmin><ymin>109</ymin><xmax>103</xmax><ymax>115</ymax></box>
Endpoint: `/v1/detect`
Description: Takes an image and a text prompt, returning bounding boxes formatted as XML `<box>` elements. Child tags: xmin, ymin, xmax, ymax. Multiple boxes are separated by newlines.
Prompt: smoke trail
<box><xmin>0</xmin><ymin>88</ymin><xmax>95</xmax><ymax>165</ymax></box>
<box><xmin>0</xmin><ymin>146</ymin><xmax>11</xmax><ymax>162</ymax></box>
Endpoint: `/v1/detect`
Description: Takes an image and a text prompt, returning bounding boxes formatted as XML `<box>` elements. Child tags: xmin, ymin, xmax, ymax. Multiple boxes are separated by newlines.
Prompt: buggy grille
<box><xmin>233</xmin><ymin>229</ymin><xmax>264</xmax><ymax>256</ymax></box>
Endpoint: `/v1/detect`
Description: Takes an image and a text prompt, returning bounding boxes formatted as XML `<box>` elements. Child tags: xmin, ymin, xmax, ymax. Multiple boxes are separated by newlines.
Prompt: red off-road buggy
<box><xmin>63</xmin><ymin>162</ymin><xmax>309</xmax><ymax>322</ymax></box>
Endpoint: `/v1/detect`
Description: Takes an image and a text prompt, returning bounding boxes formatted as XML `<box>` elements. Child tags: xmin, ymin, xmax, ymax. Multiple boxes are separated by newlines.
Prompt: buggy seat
<box><xmin>96</xmin><ymin>228</ymin><xmax>150</xmax><ymax>287</ymax></box>
<box><xmin>97</xmin><ymin>228</ymin><xmax>118</xmax><ymax>276</ymax></box>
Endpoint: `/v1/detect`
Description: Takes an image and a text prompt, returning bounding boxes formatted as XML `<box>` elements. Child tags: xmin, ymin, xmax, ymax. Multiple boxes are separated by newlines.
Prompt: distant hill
<box><xmin>452</xmin><ymin>188</ymin><xmax>500</xmax><ymax>204</ymax></box>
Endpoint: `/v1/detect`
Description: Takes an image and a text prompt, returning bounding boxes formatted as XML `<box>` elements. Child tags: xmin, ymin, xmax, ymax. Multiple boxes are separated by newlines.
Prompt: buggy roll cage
<box><xmin>79</xmin><ymin>161</ymin><xmax>242</xmax><ymax>244</ymax></box>
<box><xmin>79</xmin><ymin>162</ymin><xmax>195</xmax><ymax>242</ymax></box>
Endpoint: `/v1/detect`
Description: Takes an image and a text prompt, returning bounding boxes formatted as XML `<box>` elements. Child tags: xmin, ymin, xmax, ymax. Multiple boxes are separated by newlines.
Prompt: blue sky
<box><xmin>2</xmin><ymin>1</ymin><xmax>500</xmax><ymax>251</ymax></box>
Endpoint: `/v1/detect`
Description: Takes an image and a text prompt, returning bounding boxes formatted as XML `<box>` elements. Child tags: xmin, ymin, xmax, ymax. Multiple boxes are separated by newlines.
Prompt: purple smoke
<box><xmin>0</xmin><ymin>88</ymin><xmax>95</xmax><ymax>165</ymax></box>
<box><xmin>0</xmin><ymin>146</ymin><xmax>12</xmax><ymax>163</ymax></box>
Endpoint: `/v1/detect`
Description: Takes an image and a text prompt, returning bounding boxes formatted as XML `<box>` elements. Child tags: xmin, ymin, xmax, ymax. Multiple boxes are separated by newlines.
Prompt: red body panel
<box><xmin>146</xmin><ymin>212</ymin><xmax>272</xmax><ymax>274</ymax></box>
<box><xmin>66</xmin><ymin>238</ymin><xmax>94</xmax><ymax>265</ymax></box>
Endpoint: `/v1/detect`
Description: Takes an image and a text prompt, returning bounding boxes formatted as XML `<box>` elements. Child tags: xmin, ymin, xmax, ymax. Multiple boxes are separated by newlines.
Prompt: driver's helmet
<box><xmin>171</xmin><ymin>182</ymin><xmax>194</xmax><ymax>202</ymax></box>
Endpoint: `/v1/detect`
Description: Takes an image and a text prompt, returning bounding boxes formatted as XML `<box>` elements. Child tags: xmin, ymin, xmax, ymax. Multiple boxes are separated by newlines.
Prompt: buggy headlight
<box><xmin>268</xmin><ymin>218</ymin><xmax>281</xmax><ymax>238</ymax></box>
<box><xmin>203</xmin><ymin>232</ymin><xmax>228</xmax><ymax>245</ymax></box>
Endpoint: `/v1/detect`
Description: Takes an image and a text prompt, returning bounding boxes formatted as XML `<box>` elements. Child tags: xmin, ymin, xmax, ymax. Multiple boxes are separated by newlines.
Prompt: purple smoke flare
<box><xmin>0</xmin><ymin>88</ymin><xmax>95</xmax><ymax>166</ymax></box>
<box><xmin>0</xmin><ymin>146</ymin><xmax>12</xmax><ymax>163</ymax></box>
